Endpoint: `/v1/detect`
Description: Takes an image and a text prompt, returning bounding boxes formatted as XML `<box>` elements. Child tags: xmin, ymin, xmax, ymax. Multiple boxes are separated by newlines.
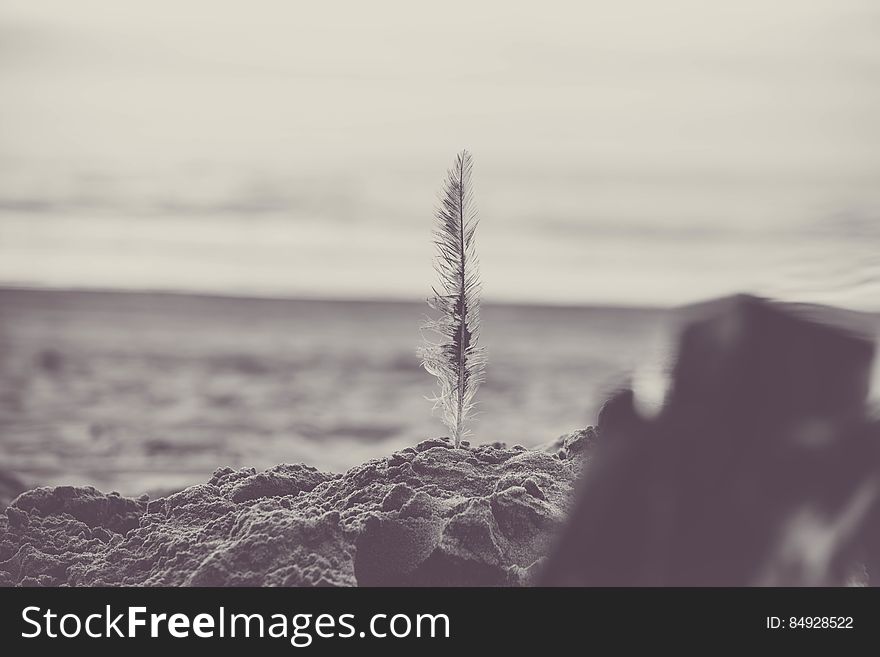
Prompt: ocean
<box><xmin>0</xmin><ymin>288</ymin><xmax>671</xmax><ymax>494</ymax></box>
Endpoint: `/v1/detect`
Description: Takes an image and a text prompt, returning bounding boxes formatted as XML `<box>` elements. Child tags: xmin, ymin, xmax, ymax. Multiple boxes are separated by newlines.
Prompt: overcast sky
<box><xmin>1</xmin><ymin>1</ymin><xmax>878</xmax><ymax>307</ymax></box>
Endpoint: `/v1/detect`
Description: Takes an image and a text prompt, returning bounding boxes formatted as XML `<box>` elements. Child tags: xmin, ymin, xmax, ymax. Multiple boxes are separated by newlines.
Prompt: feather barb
<box><xmin>418</xmin><ymin>150</ymin><xmax>486</xmax><ymax>447</ymax></box>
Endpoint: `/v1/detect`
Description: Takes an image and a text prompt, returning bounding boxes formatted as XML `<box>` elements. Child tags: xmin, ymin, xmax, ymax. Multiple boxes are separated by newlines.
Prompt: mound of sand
<box><xmin>0</xmin><ymin>436</ymin><xmax>586</xmax><ymax>587</ymax></box>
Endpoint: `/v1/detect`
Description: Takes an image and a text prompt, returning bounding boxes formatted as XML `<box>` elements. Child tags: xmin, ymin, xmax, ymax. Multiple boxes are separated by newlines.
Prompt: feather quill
<box><xmin>419</xmin><ymin>150</ymin><xmax>487</xmax><ymax>447</ymax></box>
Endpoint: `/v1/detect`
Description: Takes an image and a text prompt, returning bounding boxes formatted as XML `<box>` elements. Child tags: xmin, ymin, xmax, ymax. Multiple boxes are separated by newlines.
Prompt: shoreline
<box><xmin>0</xmin><ymin>284</ymin><xmax>673</xmax><ymax>317</ymax></box>
<box><xmin>0</xmin><ymin>286</ymin><xmax>673</xmax><ymax>493</ymax></box>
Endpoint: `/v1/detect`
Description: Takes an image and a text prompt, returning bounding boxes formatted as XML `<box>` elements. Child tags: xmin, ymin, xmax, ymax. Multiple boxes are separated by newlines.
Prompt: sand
<box><xmin>0</xmin><ymin>434</ymin><xmax>589</xmax><ymax>587</ymax></box>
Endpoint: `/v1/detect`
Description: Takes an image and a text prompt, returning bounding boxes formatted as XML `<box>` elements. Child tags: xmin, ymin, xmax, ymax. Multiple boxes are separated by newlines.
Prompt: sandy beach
<box><xmin>3</xmin><ymin>293</ymin><xmax>880</xmax><ymax>588</ymax></box>
<box><xmin>0</xmin><ymin>287</ymin><xmax>668</xmax><ymax>494</ymax></box>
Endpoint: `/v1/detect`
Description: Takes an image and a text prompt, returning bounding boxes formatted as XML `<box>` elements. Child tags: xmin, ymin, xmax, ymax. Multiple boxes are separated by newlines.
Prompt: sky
<box><xmin>1</xmin><ymin>1</ymin><xmax>878</xmax><ymax>308</ymax></box>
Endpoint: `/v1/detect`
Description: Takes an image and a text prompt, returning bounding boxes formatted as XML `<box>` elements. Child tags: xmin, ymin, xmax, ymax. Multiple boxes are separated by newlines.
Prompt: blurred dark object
<box><xmin>541</xmin><ymin>295</ymin><xmax>879</xmax><ymax>586</ymax></box>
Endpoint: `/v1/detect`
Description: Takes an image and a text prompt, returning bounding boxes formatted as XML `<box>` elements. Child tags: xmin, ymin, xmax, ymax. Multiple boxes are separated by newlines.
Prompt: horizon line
<box><xmin>0</xmin><ymin>283</ymin><xmax>675</xmax><ymax>314</ymax></box>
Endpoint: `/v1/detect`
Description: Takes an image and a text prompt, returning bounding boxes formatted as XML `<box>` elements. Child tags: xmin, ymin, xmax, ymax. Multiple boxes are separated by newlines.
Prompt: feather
<box><xmin>418</xmin><ymin>150</ymin><xmax>487</xmax><ymax>447</ymax></box>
